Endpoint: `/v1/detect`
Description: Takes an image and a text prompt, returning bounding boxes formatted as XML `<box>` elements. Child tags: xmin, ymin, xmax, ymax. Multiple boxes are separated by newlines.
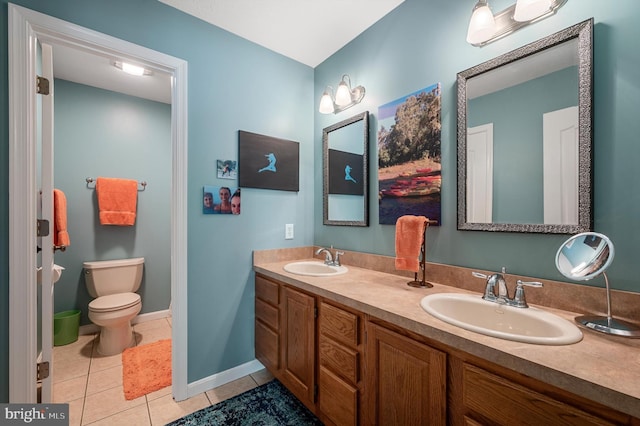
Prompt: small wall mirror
<box><xmin>556</xmin><ymin>232</ymin><xmax>640</xmax><ymax>337</ymax></box>
<box><xmin>323</xmin><ymin>111</ymin><xmax>369</xmax><ymax>226</ymax></box>
<box><xmin>457</xmin><ymin>19</ymin><xmax>593</xmax><ymax>233</ymax></box>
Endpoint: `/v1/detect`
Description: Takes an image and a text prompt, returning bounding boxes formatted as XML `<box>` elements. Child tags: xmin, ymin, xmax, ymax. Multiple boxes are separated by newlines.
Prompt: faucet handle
<box><xmin>334</xmin><ymin>251</ymin><xmax>344</xmax><ymax>266</ymax></box>
<box><xmin>512</xmin><ymin>280</ymin><xmax>543</xmax><ymax>308</ymax></box>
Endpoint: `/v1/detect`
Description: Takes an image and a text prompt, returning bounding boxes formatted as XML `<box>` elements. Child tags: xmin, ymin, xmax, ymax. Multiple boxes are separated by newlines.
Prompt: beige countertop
<box><xmin>254</xmin><ymin>255</ymin><xmax>640</xmax><ymax>419</ymax></box>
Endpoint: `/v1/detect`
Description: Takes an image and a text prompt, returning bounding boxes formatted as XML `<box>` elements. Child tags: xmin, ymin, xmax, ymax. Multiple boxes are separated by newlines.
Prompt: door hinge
<box><xmin>314</xmin><ymin>384</ymin><xmax>318</xmax><ymax>401</ymax></box>
<box><xmin>314</xmin><ymin>306</ymin><xmax>318</xmax><ymax>319</ymax></box>
<box><xmin>37</xmin><ymin>219</ymin><xmax>50</xmax><ymax>237</ymax></box>
<box><xmin>36</xmin><ymin>76</ymin><xmax>50</xmax><ymax>95</ymax></box>
<box><xmin>37</xmin><ymin>361</ymin><xmax>50</xmax><ymax>381</ymax></box>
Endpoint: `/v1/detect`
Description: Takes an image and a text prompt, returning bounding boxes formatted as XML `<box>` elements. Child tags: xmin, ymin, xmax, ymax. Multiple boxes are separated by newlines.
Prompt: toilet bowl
<box><xmin>84</xmin><ymin>257</ymin><xmax>144</xmax><ymax>356</ymax></box>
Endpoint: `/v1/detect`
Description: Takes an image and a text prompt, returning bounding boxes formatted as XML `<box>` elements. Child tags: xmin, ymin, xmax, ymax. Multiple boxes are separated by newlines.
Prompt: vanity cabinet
<box><xmin>317</xmin><ymin>300</ymin><xmax>364</xmax><ymax>426</ymax></box>
<box><xmin>364</xmin><ymin>321</ymin><xmax>447</xmax><ymax>426</ymax></box>
<box><xmin>448</xmin><ymin>355</ymin><xmax>635</xmax><ymax>426</ymax></box>
<box><xmin>255</xmin><ymin>274</ymin><xmax>316</xmax><ymax>408</ymax></box>
<box><xmin>255</xmin><ymin>272</ymin><xmax>639</xmax><ymax>425</ymax></box>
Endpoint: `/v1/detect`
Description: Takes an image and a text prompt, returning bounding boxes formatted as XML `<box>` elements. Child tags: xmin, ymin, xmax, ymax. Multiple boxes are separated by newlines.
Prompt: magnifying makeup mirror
<box><xmin>556</xmin><ymin>232</ymin><xmax>640</xmax><ymax>337</ymax></box>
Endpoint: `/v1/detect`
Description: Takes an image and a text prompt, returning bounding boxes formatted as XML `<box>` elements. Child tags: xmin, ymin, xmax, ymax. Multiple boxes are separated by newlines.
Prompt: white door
<box><xmin>467</xmin><ymin>123</ymin><xmax>494</xmax><ymax>223</ymax></box>
<box><xmin>543</xmin><ymin>106</ymin><xmax>579</xmax><ymax>224</ymax></box>
<box><xmin>38</xmin><ymin>42</ymin><xmax>55</xmax><ymax>403</ymax></box>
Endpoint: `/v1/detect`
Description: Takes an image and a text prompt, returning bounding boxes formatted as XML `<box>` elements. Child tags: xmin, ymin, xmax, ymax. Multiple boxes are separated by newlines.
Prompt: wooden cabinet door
<box><xmin>281</xmin><ymin>286</ymin><xmax>316</xmax><ymax>407</ymax></box>
<box><xmin>454</xmin><ymin>362</ymin><xmax>620</xmax><ymax>426</ymax></box>
<box><xmin>365</xmin><ymin>322</ymin><xmax>446</xmax><ymax>426</ymax></box>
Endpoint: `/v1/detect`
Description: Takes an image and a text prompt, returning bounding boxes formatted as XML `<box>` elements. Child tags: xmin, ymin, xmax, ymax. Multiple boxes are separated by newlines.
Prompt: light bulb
<box><xmin>514</xmin><ymin>0</ymin><xmax>552</xmax><ymax>22</ymax></box>
<box><xmin>319</xmin><ymin>91</ymin><xmax>335</xmax><ymax>114</ymax></box>
<box><xmin>466</xmin><ymin>2</ymin><xmax>496</xmax><ymax>45</ymax></box>
<box><xmin>335</xmin><ymin>81</ymin><xmax>352</xmax><ymax>106</ymax></box>
<box><xmin>121</xmin><ymin>62</ymin><xmax>145</xmax><ymax>76</ymax></box>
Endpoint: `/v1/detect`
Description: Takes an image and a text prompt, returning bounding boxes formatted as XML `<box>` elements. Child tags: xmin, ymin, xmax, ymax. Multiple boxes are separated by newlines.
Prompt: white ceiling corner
<box><xmin>158</xmin><ymin>0</ymin><xmax>405</xmax><ymax>68</ymax></box>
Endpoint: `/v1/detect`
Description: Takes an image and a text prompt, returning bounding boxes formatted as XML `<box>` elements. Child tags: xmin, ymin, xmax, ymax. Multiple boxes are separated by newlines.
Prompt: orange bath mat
<box><xmin>122</xmin><ymin>339</ymin><xmax>171</xmax><ymax>400</ymax></box>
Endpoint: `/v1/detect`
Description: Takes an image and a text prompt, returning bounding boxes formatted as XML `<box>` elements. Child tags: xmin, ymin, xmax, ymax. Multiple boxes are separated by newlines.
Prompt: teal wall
<box><xmin>468</xmin><ymin>66</ymin><xmax>578</xmax><ymax>223</ymax></box>
<box><xmin>2</xmin><ymin>0</ymin><xmax>640</xmax><ymax>404</ymax></box>
<box><xmin>53</xmin><ymin>79</ymin><xmax>172</xmax><ymax>325</ymax></box>
<box><xmin>0</xmin><ymin>0</ymin><xmax>314</xmax><ymax>401</ymax></box>
<box><xmin>314</xmin><ymin>0</ymin><xmax>640</xmax><ymax>295</ymax></box>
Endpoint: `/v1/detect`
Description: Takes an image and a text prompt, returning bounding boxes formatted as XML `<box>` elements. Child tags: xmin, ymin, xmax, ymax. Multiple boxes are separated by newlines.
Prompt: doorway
<box><xmin>8</xmin><ymin>4</ymin><xmax>188</xmax><ymax>402</ymax></box>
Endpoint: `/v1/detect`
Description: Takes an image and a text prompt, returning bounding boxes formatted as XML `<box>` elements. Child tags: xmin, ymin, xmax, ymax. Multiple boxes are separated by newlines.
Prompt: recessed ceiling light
<box><xmin>114</xmin><ymin>61</ymin><xmax>153</xmax><ymax>76</ymax></box>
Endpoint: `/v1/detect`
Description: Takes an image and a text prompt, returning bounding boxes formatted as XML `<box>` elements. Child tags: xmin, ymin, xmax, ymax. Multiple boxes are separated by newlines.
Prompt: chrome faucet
<box><xmin>472</xmin><ymin>267</ymin><xmax>542</xmax><ymax>308</ymax></box>
<box><xmin>315</xmin><ymin>247</ymin><xmax>344</xmax><ymax>266</ymax></box>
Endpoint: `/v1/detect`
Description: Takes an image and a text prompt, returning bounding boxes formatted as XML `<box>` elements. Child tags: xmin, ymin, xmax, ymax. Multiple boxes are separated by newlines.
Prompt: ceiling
<box><xmin>51</xmin><ymin>0</ymin><xmax>404</xmax><ymax>104</ymax></box>
<box><xmin>157</xmin><ymin>0</ymin><xmax>405</xmax><ymax>68</ymax></box>
<box><xmin>52</xmin><ymin>44</ymin><xmax>173</xmax><ymax>104</ymax></box>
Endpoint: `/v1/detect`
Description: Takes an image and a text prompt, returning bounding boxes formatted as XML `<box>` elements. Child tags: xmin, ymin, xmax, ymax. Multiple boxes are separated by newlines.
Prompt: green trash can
<box><xmin>53</xmin><ymin>310</ymin><xmax>81</xmax><ymax>346</ymax></box>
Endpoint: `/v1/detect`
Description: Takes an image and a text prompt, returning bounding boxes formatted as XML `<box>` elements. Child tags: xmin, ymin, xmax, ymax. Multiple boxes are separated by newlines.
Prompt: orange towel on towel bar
<box><xmin>53</xmin><ymin>189</ymin><xmax>70</xmax><ymax>247</ymax></box>
<box><xmin>395</xmin><ymin>215</ymin><xmax>428</xmax><ymax>272</ymax></box>
<box><xmin>96</xmin><ymin>177</ymin><xmax>138</xmax><ymax>226</ymax></box>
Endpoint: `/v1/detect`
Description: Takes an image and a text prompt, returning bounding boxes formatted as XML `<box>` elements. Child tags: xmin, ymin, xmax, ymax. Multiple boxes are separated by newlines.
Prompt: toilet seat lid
<box><xmin>89</xmin><ymin>293</ymin><xmax>141</xmax><ymax>312</ymax></box>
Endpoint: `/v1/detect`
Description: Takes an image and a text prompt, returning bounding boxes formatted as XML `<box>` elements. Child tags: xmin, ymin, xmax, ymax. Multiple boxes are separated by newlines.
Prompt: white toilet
<box><xmin>84</xmin><ymin>257</ymin><xmax>144</xmax><ymax>355</ymax></box>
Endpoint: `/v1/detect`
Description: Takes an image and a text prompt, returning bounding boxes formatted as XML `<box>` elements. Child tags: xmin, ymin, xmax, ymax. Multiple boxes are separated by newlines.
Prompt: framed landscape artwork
<box><xmin>378</xmin><ymin>83</ymin><xmax>442</xmax><ymax>225</ymax></box>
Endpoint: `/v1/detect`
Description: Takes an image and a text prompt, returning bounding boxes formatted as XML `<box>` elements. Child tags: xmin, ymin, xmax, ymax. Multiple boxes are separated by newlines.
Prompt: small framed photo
<box><xmin>217</xmin><ymin>160</ymin><xmax>237</xmax><ymax>180</ymax></box>
<box><xmin>203</xmin><ymin>185</ymin><xmax>241</xmax><ymax>215</ymax></box>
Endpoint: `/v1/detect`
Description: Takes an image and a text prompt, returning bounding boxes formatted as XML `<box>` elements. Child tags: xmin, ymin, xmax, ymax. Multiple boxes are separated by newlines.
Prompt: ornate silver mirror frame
<box><xmin>457</xmin><ymin>19</ymin><xmax>593</xmax><ymax>233</ymax></box>
<box><xmin>323</xmin><ymin>111</ymin><xmax>369</xmax><ymax>226</ymax></box>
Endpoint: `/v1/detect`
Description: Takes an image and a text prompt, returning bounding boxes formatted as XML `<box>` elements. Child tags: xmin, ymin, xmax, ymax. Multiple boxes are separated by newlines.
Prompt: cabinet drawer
<box><xmin>319</xmin><ymin>334</ymin><xmax>359</xmax><ymax>384</ymax></box>
<box><xmin>462</xmin><ymin>363</ymin><xmax>615</xmax><ymax>426</ymax></box>
<box><xmin>256</xmin><ymin>275</ymin><xmax>279</xmax><ymax>305</ymax></box>
<box><xmin>319</xmin><ymin>301</ymin><xmax>359</xmax><ymax>347</ymax></box>
<box><xmin>256</xmin><ymin>298</ymin><xmax>279</xmax><ymax>331</ymax></box>
<box><xmin>319</xmin><ymin>365</ymin><xmax>358</xmax><ymax>426</ymax></box>
<box><xmin>255</xmin><ymin>320</ymin><xmax>279</xmax><ymax>370</ymax></box>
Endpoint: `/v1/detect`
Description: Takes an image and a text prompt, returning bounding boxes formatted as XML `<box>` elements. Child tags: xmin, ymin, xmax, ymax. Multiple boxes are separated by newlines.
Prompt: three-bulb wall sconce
<box><xmin>319</xmin><ymin>74</ymin><xmax>366</xmax><ymax>114</ymax></box>
<box><xmin>466</xmin><ymin>0</ymin><xmax>567</xmax><ymax>46</ymax></box>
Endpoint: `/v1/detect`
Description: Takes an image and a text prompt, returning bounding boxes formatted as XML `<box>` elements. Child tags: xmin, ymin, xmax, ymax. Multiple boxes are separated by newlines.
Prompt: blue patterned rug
<box><xmin>166</xmin><ymin>379</ymin><xmax>323</xmax><ymax>425</ymax></box>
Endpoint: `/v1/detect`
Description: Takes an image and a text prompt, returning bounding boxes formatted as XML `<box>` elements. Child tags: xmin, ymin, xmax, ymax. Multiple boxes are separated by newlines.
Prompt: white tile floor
<box><xmin>52</xmin><ymin>317</ymin><xmax>273</xmax><ymax>425</ymax></box>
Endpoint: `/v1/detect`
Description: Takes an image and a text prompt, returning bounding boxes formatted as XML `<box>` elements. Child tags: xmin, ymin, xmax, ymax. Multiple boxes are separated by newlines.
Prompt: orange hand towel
<box><xmin>53</xmin><ymin>189</ymin><xmax>70</xmax><ymax>247</ymax></box>
<box><xmin>96</xmin><ymin>177</ymin><xmax>138</xmax><ymax>226</ymax></box>
<box><xmin>395</xmin><ymin>215</ymin><xmax>428</xmax><ymax>272</ymax></box>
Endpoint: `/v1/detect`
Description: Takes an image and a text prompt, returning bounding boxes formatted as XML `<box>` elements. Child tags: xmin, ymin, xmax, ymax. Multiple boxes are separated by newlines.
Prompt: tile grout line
<box><xmin>80</xmin><ymin>334</ymin><xmax>96</xmax><ymax>426</ymax></box>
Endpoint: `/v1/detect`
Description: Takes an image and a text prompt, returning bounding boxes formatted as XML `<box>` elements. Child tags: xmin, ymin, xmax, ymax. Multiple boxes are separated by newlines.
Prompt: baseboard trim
<box><xmin>185</xmin><ymin>359</ymin><xmax>266</xmax><ymax>399</ymax></box>
<box><xmin>79</xmin><ymin>309</ymin><xmax>171</xmax><ymax>335</ymax></box>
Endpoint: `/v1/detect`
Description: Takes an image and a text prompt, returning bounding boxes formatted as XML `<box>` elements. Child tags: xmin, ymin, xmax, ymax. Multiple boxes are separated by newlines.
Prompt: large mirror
<box><xmin>457</xmin><ymin>19</ymin><xmax>593</xmax><ymax>233</ymax></box>
<box><xmin>323</xmin><ymin>111</ymin><xmax>369</xmax><ymax>226</ymax></box>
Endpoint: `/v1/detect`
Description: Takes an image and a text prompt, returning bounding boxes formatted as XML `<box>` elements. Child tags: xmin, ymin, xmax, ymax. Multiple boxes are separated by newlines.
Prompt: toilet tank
<box><xmin>83</xmin><ymin>257</ymin><xmax>144</xmax><ymax>297</ymax></box>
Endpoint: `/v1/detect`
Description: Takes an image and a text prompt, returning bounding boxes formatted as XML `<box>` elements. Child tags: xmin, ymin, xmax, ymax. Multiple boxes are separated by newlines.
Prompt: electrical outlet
<box><xmin>285</xmin><ymin>223</ymin><xmax>294</xmax><ymax>240</ymax></box>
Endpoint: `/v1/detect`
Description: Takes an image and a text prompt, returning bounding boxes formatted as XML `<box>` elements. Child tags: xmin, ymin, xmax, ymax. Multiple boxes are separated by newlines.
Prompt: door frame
<box><xmin>8</xmin><ymin>4</ymin><xmax>189</xmax><ymax>402</ymax></box>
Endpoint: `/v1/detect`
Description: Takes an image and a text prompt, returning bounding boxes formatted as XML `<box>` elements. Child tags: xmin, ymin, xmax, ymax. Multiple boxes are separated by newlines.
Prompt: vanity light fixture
<box><xmin>319</xmin><ymin>74</ymin><xmax>365</xmax><ymax>114</ymax></box>
<box><xmin>466</xmin><ymin>0</ymin><xmax>567</xmax><ymax>47</ymax></box>
<box><xmin>114</xmin><ymin>61</ymin><xmax>153</xmax><ymax>76</ymax></box>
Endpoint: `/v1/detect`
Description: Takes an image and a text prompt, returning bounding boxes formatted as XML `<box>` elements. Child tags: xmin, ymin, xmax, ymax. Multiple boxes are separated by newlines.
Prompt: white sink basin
<box><xmin>37</xmin><ymin>264</ymin><xmax>65</xmax><ymax>285</ymax></box>
<box><xmin>420</xmin><ymin>293</ymin><xmax>582</xmax><ymax>345</ymax></box>
<box><xmin>283</xmin><ymin>261</ymin><xmax>348</xmax><ymax>277</ymax></box>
